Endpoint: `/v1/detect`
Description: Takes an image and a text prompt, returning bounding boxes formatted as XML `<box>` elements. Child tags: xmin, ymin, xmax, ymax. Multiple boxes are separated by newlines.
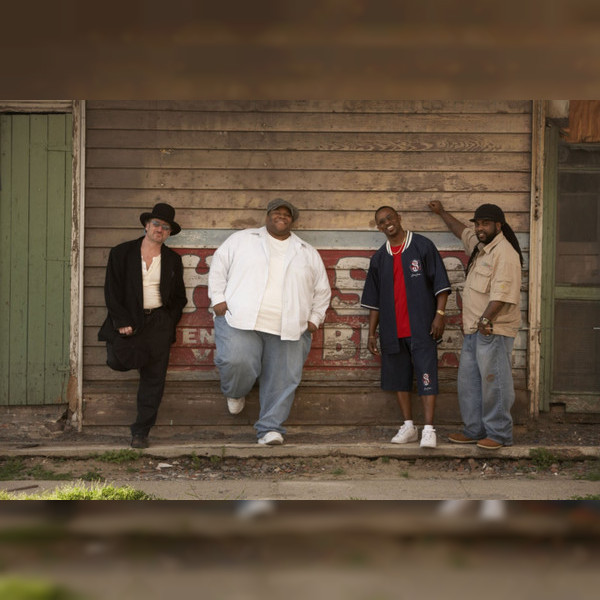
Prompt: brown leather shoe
<box><xmin>448</xmin><ymin>432</ymin><xmax>478</xmax><ymax>444</ymax></box>
<box><xmin>476</xmin><ymin>438</ymin><xmax>503</xmax><ymax>449</ymax></box>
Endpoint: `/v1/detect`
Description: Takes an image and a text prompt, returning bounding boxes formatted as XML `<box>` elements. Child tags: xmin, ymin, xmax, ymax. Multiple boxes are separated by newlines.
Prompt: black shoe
<box><xmin>131</xmin><ymin>435</ymin><xmax>148</xmax><ymax>449</ymax></box>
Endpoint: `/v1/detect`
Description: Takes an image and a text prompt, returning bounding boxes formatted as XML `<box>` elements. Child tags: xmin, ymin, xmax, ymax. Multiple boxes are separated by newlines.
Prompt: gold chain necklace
<box><xmin>390</xmin><ymin>236</ymin><xmax>406</xmax><ymax>255</ymax></box>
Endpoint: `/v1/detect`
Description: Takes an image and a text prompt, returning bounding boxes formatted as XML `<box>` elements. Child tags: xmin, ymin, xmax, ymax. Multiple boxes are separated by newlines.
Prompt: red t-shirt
<box><xmin>392</xmin><ymin>245</ymin><xmax>412</xmax><ymax>338</ymax></box>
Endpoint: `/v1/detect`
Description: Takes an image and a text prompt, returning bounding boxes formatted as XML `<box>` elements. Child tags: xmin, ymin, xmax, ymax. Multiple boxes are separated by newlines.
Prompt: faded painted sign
<box><xmin>170</xmin><ymin>248</ymin><xmax>469</xmax><ymax>373</ymax></box>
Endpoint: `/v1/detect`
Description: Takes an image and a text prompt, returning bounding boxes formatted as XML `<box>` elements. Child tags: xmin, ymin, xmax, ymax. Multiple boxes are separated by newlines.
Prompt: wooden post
<box><xmin>527</xmin><ymin>100</ymin><xmax>546</xmax><ymax>417</ymax></box>
<box><xmin>70</xmin><ymin>100</ymin><xmax>86</xmax><ymax>431</ymax></box>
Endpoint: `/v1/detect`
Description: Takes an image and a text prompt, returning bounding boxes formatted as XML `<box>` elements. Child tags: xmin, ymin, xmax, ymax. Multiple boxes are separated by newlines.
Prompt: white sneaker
<box><xmin>420</xmin><ymin>428</ymin><xmax>437</xmax><ymax>448</ymax></box>
<box><xmin>236</xmin><ymin>500</ymin><xmax>276</xmax><ymax>520</ymax></box>
<box><xmin>479</xmin><ymin>500</ymin><xmax>507</xmax><ymax>521</ymax></box>
<box><xmin>258</xmin><ymin>431</ymin><xmax>284</xmax><ymax>445</ymax></box>
<box><xmin>227</xmin><ymin>397</ymin><xmax>245</xmax><ymax>415</ymax></box>
<box><xmin>391</xmin><ymin>423</ymin><xmax>418</xmax><ymax>444</ymax></box>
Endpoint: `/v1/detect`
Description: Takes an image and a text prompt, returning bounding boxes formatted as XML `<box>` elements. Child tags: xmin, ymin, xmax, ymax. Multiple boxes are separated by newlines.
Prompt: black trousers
<box><xmin>106</xmin><ymin>308</ymin><xmax>173</xmax><ymax>438</ymax></box>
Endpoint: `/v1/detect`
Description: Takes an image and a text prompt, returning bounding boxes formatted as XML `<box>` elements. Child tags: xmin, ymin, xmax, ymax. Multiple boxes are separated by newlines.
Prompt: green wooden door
<box><xmin>541</xmin><ymin>124</ymin><xmax>600</xmax><ymax>412</ymax></box>
<box><xmin>0</xmin><ymin>114</ymin><xmax>73</xmax><ymax>405</ymax></box>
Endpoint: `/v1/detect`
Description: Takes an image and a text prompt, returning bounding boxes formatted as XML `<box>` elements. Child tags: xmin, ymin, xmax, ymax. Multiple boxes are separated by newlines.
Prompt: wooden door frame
<box><xmin>540</xmin><ymin>121</ymin><xmax>559</xmax><ymax>413</ymax></box>
<box><xmin>540</xmin><ymin>120</ymin><xmax>600</xmax><ymax>412</ymax></box>
<box><xmin>0</xmin><ymin>100</ymin><xmax>85</xmax><ymax>428</ymax></box>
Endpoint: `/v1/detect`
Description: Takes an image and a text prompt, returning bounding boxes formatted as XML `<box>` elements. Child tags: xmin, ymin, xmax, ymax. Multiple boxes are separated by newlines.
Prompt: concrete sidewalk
<box><xmin>1</xmin><ymin>472</ymin><xmax>599</xmax><ymax>500</ymax></box>
<box><xmin>3</xmin><ymin>475</ymin><xmax>596</xmax><ymax>500</ymax></box>
<box><xmin>1</xmin><ymin>439</ymin><xmax>598</xmax><ymax>500</ymax></box>
<box><xmin>1</xmin><ymin>440</ymin><xmax>598</xmax><ymax>460</ymax></box>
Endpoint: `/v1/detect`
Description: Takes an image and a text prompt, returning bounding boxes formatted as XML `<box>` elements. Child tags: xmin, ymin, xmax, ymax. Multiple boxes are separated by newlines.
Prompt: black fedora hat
<box><xmin>140</xmin><ymin>203</ymin><xmax>181</xmax><ymax>235</ymax></box>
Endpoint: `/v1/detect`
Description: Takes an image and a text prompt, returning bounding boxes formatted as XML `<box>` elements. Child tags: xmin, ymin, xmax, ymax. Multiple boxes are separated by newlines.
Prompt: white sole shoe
<box><xmin>390</xmin><ymin>426</ymin><xmax>418</xmax><ymax>444</ymax></box>
<box><xmin>227</xmin><ymin>397</ymin><xmax>245</xmax><ymax>415</ymax></box>
<box><xmin>258</xmin><ymin>431</ymin><xmax>284</xmax><ymax>445</ymax></box>
<box><xmin>420</xmin><ymin>429</ymin><xmax>437</xmax><ymax>448</ymax></box>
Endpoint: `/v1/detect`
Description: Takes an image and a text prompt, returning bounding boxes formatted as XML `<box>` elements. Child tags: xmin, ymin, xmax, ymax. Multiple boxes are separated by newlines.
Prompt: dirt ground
<box><xmin>3</xmin><ymin>406</ymin><xmax>599</xmax><ymax>446</ymax></box>
<box><xmin>2</xmin><ymin>444</ymin><xmax>599</xmax><ymax>487</ymax></box>
<box><xmin>0</xmin><ymin>411</ymin><xmax>598</xmax><ymax>486</ymax></box>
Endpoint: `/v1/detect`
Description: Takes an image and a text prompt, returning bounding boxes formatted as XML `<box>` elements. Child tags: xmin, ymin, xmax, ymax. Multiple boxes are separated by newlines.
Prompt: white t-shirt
<box><xmin>254</xmin><ymin>235</ymin><xmax>290</xmax><ymax>334</ymax></box>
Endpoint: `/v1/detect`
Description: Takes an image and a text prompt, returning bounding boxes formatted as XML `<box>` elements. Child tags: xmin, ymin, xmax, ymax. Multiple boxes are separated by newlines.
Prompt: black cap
<box><xmin>266</xmin><ymin>198</ymin><xmax>299</xmax><ymax>222</ymax></box>
<box><xmin>470</xmin><ymin>203</ymin><xmax>505</xmax><ymax>224</ymax></box>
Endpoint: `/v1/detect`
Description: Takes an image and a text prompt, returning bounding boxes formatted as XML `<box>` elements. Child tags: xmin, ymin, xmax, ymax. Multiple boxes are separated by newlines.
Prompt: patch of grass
<box><xmin>380</xmin><ymin>456</ymin><xmax>391</xmax><ymax>464</ymax></box>
<box><xmin>448</xmin><ymin>551</ymin><xmax>470</xmax><ymax>569</ymax></box>
<box><xmin>0</xmin><ymin>459</ymin><xmax>71</xmax><ymax>481</ymax></box>
<box><xmin>576</xmin><ymin>471</ymin><xmax>600</xmax><ymax>482</ymax></box>
<box><xmin>26</xmin><ymin>465</ymin><xmax>72</xmax><ymax>481</ymax></box>
<box><xmin>0</xmin><ymin>577</ymin><xmax>86</xmax><ymax>599</ymax></box>
<box><xmin>209</xmin><ymin>454</ymin><xmax>222</xmax><ymax>464</ymax></box>
<box><xmin>570</xmin><ymin>494</ymin><xmax>600</xmax><ymax>501</ymax></box>
<box><xmin>575</xmin><ymin>461</ymin><xmax>600</xmax><ymax>481</ymax></box>
<box><xmin>331</xmin><ymin>467</ymin><xmax>346</xmax><ymax>476</ymax></box>
<box><xmin>189</xmin><ymin>452</ymin><xmax>202</xmax><ymax>469</ymax></box>
<box><xmin>399</xmin><ymin>471</ymin><xmax>410</xmax><ymax>478</ymax></box>
<box><xmin>79</xmin><ymin>469</ymin><xmax>105</xmax><ymax>482</ymax></box>
<box><xmin>343</xmin><ymin>550</ymin><xmax>369</xmax><ymax>566</ymax></box>
<box><xmin>529</xmin><ymin>448</ymin><xmax>559</xmax><ymax>469</ymax></box>
<box><xmin>96</xmin><ymin>449</ymin><xmax>142</xmax><ymax>463</ymax></box>
<box><xmin>0</xmin><ymin>482</ymin><xmax>157</xmax><ymax>500</ymax></box>
<box><xmin>0</xmin><ymin>458</ymin><xmax>26</xmax><ymax>480</ymax></box>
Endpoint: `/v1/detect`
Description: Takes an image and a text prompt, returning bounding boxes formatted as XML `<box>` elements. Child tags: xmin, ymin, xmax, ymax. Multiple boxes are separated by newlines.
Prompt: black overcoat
<box><xmin>98</xmin><ymin>237</ymin><xmax>187</xmax><ymax>344</ymax></box>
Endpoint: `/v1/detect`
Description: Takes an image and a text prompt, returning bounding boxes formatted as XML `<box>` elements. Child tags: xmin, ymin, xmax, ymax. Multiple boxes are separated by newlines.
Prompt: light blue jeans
<box><xmin>213</xmin><ymin>316</ymin><xmax>312</xmax><ymax>437</ymax></box>
<box><xmin>457</xmin><ymin>332</ymin><xmax>515</xmax><ymax>445</ymax></box>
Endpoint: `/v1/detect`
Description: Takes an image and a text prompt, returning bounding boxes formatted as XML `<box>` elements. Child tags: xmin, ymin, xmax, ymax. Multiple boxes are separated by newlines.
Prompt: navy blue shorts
<box><xmin>380</xmin><ymin>337</ymin><xmax>439</xmax><ymax>395</ymax></box>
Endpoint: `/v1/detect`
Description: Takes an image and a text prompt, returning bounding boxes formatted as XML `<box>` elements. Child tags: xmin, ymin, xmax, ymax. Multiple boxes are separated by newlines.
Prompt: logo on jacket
<box><xmin>422</xmin><ymin>373</ymin><xmax>430</xmax><ymax>387</ymax></box>
<box><xmin>410</xmin><ymin>260</ymin><xmax>421</xmax><ymax>273</ymax></box>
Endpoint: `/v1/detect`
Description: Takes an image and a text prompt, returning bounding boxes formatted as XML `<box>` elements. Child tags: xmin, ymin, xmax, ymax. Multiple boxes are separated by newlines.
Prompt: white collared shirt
<box><xmin>208</xmin><ymin>226</ymin><xmax>331</xmax><ymax>341</ymax></box>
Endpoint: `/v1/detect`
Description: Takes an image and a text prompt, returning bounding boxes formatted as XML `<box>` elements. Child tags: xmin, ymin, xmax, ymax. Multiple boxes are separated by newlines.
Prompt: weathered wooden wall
<box><xmin>82</xmin><ymin>100</ymin><xmax>532</xmax><ymax>427</ymax></box>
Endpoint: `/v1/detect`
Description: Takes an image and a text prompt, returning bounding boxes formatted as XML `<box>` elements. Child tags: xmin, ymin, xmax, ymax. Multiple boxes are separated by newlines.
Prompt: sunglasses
<box><xmin>150</xmin><ymin>219</ymin><xmax>171</xmax><ymax>231</ymax></box>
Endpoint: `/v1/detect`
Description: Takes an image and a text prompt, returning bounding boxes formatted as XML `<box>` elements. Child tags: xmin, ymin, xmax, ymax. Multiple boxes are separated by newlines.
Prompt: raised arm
<box><xmin>428</xmin><ymin>200</ymin><xmax>467</xmax><ymax>240</ymax></box>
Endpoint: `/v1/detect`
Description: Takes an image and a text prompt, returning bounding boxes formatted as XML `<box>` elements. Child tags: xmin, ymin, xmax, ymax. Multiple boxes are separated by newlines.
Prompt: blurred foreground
<box><xmin>0</xmin><ymin>501</ymin><xmax>598</xmax><ymax>599</ymax></box>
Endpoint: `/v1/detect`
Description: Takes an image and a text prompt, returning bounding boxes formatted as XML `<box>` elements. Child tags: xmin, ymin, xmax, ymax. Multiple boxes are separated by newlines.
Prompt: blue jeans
<box><xmin>213</xmin><ymin>316</ymin><xmax>312</xmax><ymax>437</ymax></box>
<box><xmin>457</xmin><ymin>332</ymin><xmax>515</xmax><ymax>445</ymax></box>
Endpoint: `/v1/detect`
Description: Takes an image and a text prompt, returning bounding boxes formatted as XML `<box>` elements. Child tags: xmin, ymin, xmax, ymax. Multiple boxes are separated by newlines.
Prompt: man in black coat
<box><xmin>98</xmin><ymin>203</ymin><xmax>187</xmax><ymax>448</ymax></box>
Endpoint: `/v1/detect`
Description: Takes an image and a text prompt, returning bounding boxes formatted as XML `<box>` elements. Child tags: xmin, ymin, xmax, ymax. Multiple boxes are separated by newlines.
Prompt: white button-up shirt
<box><xmin>208</xmin><ymin>227</ymin><xmax>331</xmax><ymax>341</ymax></box>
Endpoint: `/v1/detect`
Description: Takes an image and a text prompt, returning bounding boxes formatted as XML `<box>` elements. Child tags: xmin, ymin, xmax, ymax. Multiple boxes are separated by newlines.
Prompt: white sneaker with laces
<box><xmin>420</xmin><ymin>428</ymin><xmax>437</xmax><ymax>448</ymax></box>
<box><xmin>227</xmin><ymin>397</ymin><xmax>245</xmax><ymax>414</ymax></box>
<box><xmin>258</xmin><ymin>431</ymin><xmax>284</xmax><ymax>445</ymax></box>
<box><xmin>391</xmin><ymin>423</ymin><xmax>418</xmax><ymax>444</ymax></box>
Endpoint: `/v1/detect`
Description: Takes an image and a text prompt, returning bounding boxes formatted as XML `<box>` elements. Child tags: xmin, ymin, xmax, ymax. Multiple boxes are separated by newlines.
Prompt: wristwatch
<box><xmin>479</xmin><ymin>317</ymin><xmax>493</xmax><ymax>330</ymax></box>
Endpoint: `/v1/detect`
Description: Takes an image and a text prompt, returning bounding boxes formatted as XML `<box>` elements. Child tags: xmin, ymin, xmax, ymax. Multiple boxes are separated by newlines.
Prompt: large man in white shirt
<box><xmin>208</xmin><ymin>199</ymin><xmax>331</xmax><ymax>445</ymax></box>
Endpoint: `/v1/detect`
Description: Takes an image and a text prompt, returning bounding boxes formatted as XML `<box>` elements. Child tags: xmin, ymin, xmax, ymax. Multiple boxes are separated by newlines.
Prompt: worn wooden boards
<box><xmin>83</xmin><ymin>100</ymin><xmax>533</xmax><ymax>426</ymax></box>
<box><xmin>82</xmin><ymin>381</ymin><xmax>530</xmax><ymax>427</ymax></box>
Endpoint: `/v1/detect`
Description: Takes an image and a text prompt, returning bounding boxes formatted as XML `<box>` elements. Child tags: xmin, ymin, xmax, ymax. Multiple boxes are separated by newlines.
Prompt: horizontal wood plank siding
<box><xmin>83</xmin><ymin>100</ymin><xmax>532</xmax><ymax>425</ymax></box>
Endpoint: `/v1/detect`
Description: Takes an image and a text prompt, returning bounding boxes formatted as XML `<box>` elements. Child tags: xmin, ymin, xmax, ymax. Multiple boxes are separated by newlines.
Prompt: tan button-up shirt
<box><xmin>461</xmin><ymin>229</ymin><xmax>521</xmax><ymax>337</ymax></box>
